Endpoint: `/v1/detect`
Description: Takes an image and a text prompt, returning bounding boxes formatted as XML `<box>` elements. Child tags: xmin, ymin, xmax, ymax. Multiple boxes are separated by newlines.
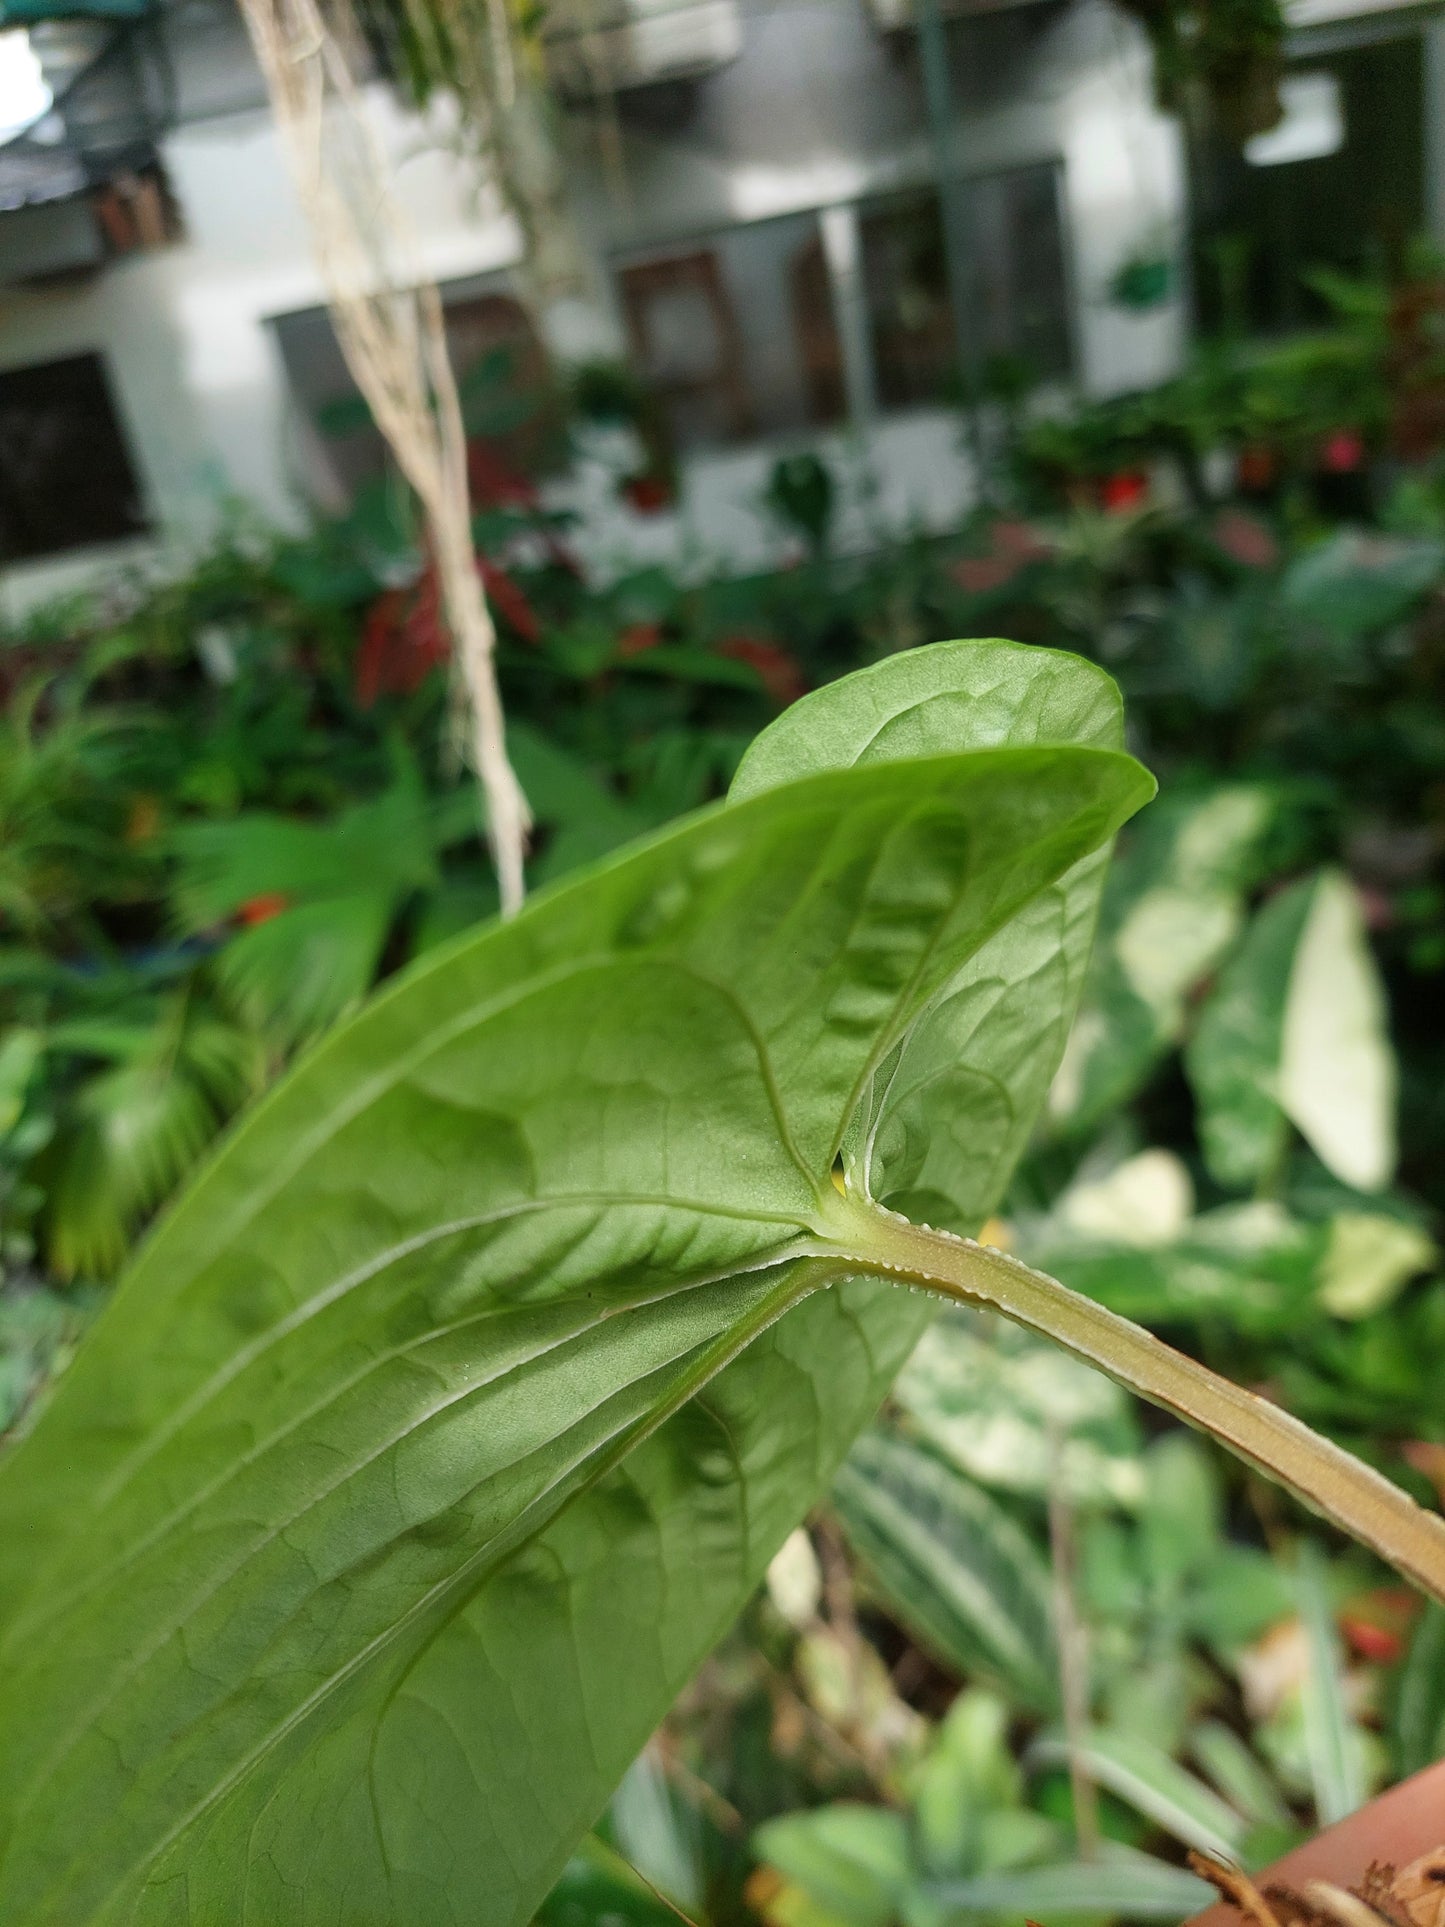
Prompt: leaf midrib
<box><xmin>24</xmin><ymin>1254</ymin><xmax>843</xmax><ymax>1924</ymax></box>
<box><xmin>84</xmin><ymin>1181</ymin><xmax>818</xmax><ymax>1519</ymax></box>
<box><xmin>8</xmin><ymin>1215</ymin><xmax>822</xmax><ymax>1654</ymax></box>
<box><xmin>6</xmin><ymin>1242</ymin><xmax>834</xmax><ymax>1834</ymax></box>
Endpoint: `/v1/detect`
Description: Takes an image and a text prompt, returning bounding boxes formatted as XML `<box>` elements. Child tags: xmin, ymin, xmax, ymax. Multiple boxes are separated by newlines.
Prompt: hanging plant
<box><xmin>1109</xmin><ymin>249</ymin><xmax>1176</xmax><ymax>312</ymax></box>
<box><xmin>1115</xmin><ymin>0</ymin><xmax>1286</xmax><ymax>143</ymax></box>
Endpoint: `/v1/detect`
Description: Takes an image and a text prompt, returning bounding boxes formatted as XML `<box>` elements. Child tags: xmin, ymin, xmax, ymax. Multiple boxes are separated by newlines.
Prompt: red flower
<box><xmin>622</xmin><ymin>473</ymin><xmax>674</xmax><ymax>514</ymax></box>
<box><xmin>716</xmin><ymin>635</ymin><xmax>806</xmax><ymax>706</ymax></box>
<box><xmin>1341</xmin><ymin>1618</ymin><xmax>1404</xmax><ymax>1664</ymax></box>
<box><xmin>479</xmin><ymin>560</ymin><xmax>541</xmax><ymax>644</ymax></box>
<box><xmin>1339</xmin><ymin>1587</ymin><xmax>1416</xmax><ymax>1665</ymax></box>
<box><xmin>1100</xmin><ymin>470</ymin><xmax>1149</xmax><ymax>513</ymax></box>
<box><xmin>1213</xmin><ymin>509</ymin><xmax>1279</xmax><ymax>571</ymax></box>
<box><xmin>467</xmin><ymin>440</ymin><xmax>539</xmax><ymax>511</ymax></box>
<box><xmin>618</xmin><ymin>621</ymin><xmax>663</xmax><ymax>659</ymax></box>
<box><xmin>237</xmin><ymin>892</ymin><xmax>291</xmax><ymax>928</ymax></box>
<box><xmin>1320</xmin><ymin>428</ymin><xmax>1366</xmax><ymax>474</ymax></box>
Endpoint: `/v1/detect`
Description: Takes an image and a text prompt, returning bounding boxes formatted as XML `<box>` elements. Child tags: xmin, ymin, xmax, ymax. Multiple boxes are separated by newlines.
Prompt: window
<box><xmin>614</xmin><ymin>168</ymin><xmax>1070</xmax><ymax>460</ymax></box>
<box><xmin>1191</xmin><ymin>35</ymin><xmax>1423</xmax><ymax>336</ymax></box>
<box><xmin>0</xmin><ymin>351</ymin><xmax>146</xmax><ymax>562</ymax></box>
<box><xmin>859</xmin><ymin>163</ymin><xmax>1072</xmax><ymax>408</ymax></box>
<box><xmin>270</xmin><ymin>277</ymin><xmax>557</xmax><ymax>499</ymax></box>
<box><xmin>859</xmin><ymin>191</ymin><xmax>954</xmax><ymax>410</ymax></box>
<box><xmin>616</xmin><ymin>210</ymin><xmax>847</xmax><ymax>455</ymax></box>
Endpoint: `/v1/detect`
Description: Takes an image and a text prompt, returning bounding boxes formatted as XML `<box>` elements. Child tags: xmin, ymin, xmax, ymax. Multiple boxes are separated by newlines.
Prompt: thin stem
<box><xmin>236</xmin><ymin>0</ymin><xmax>530</xmax><ymax>917</ymax></box>
<box><xmin>825</xmin><ymin>1199</ymin><xmax>1445</xmax><ymax>1607</ymax></box>
<box><xmin>1045</xmin><ymin>1417</ymin><xmax>1099</xmax><ymax>1861</ymax></box>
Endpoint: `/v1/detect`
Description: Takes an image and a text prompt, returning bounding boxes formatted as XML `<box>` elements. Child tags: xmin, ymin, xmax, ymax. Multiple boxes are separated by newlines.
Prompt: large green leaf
<box><xmin>0</xmin><ymin>640</ymin><xmax>1148</xmax><ymax>1926</ymax></box>
<box><xmin>1028</xmin><ymin>1727</ymin><xmax>1245</xmax><ymax>1860</ymax></box>
<box><xmin>733</xmin><ymin>642</ymin><xmax>1126</xmax><ymax>1234</ymax></box>
<box><xmin>1047</xmin><ymin>784</ymin><xmax>1276</xmax><ymax>1132</ymax></box>
<box><xmin>1187</xmin><ymin>870</ymin><xmax>1397</xmax><ymax>1194</ymax></box>
<box><xmin>891</xmin><ymin>1303</ymin><xmax>1144</xmax><ymax>1509</ymax></box>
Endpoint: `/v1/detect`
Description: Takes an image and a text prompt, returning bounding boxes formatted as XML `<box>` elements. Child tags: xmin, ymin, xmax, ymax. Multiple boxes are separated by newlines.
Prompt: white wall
<box><xmin>1044</xmin><ymin>4</ymin><xmax>1189</xmax><ymax>395</ymax></box>
<box><xmin>0</xmin><ymin>0</ymin><xmax>1189</xmax><ymax>613</ymax></box>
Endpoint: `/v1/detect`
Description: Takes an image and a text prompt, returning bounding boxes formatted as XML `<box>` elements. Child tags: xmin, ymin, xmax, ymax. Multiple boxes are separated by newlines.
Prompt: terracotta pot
<box><xmin>1186</xmin><ymin>1758</ymin><xmax>1445</xmax><ymax>1923</ymax></box>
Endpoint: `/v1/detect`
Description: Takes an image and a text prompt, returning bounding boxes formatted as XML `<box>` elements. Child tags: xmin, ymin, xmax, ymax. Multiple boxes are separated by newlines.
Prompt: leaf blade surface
<box><xmin>0</xmin><ymin>645</ymin><xmax>1151</xmax><ymax>1927</ymax></box>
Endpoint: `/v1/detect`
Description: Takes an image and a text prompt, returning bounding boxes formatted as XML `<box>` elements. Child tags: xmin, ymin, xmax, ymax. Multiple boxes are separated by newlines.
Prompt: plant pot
<box><xmin>1186</xmin><ymin>1757</ymin><xmax>1445</xmax><ymax>1923</ymax></box>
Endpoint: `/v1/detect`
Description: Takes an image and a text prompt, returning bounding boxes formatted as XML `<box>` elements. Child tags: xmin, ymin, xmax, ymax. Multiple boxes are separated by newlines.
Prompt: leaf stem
<box><xmin>826</xmin><ymin>1200</ymin><xmax>1445</xmax><ymax>1606</ymax></box>
<box><xmin>1045</xmin><ymin>1416</ymin><xmax>1099</xmax><ymax>1862</ymax></box>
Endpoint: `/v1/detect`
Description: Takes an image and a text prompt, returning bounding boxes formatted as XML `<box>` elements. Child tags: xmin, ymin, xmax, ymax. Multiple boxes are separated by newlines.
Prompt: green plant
<box><xmin>0</xmin><ymin>954</ymin><xmax>267</xmax><ymax>1284</ymax></box>
<box><xmin>766</xmin><ymin>454</ymin><xmax>838</xmax><ymax>556</ymax></box>
<box><xmin>167</xmin><ymin>756</ymin><xmax>458</xmax><ymax>1046</ymax></box>
<box><xmin>1</xmin><ymin>637</ymin><xmax>1443</xmax><ymax>1927</ymax></box>
<box><xmin>752</xmin><ymin>1689</ymin><xmax>1217</xmax><ymax>1925</ymax></box>
<box><xmin>0</xmin><ymin>679</ymin><xmax>157</xmax><ymax>947</ymax></box>
<box><xmin>1115</xmin><ymin>0</ymin><xmax>1286</xmax><ymax>142</ymax></box>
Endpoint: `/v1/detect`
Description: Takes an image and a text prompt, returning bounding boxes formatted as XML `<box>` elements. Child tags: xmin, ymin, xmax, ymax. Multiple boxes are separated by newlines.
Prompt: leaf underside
<box><xmin>0</xmin><ymin>641</ymin><xmax>1149</xmax><ymax>1927</ymax></box>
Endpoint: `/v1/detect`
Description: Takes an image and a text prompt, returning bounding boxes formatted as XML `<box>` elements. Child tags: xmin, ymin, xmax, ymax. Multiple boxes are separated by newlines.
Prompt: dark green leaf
<box><xmin>925</xmin><ymin>1842</ymin><xmax>1215</xmax><ymax>1918</ymax></box>
<box><xmin>1297</xmin><ymin>1542</ymin><xmax>1367</xmax><ymax>1825</ymax></box>
<box><xmin>753</xmin><ymin>1806</ymin><xmax>909</xmax><ymax>1927</ymax></box>
<box><xmin>1394</xmin><ymin>1600</ymin><xmax>1445</xmax><ymax>1777</ymax></box>
<box><xmin>833</xmin><ymin>1429</ymin><xmax>1060</xmax><ymax>1714</ymax></box>
<box><xmin>1187</xmin><ymin>878</ymin><xmax>1315</xmax><ymax>1189</ymax></box>
<box><xmin>1282</xmin><ymin>532</ymin><xmax>1444</xmax><ymax>640</ymax></box>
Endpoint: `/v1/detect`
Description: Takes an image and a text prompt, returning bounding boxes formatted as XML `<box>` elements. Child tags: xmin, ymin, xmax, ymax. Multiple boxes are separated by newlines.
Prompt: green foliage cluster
<box><xmin>1013</xmin><ymin>264</ymin><xmax>1428</xmax><ymax>499</ymax></box>
<box><xmin>6</xmin><ymin>318</ymin><xmax>1445</xmax><ymax>1921</ymax></box>
<box><xmin>0</xmin><ymin>638</ymin><xmax>1156</xmax><ymax>1922</ymax></box>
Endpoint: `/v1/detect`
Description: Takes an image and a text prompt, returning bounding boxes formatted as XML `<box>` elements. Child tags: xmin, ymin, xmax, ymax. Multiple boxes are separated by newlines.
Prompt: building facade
<box><xmin>0</xmin><ymin>0</ymin><xmax>1431</xmax><ymax>607</ymax></box>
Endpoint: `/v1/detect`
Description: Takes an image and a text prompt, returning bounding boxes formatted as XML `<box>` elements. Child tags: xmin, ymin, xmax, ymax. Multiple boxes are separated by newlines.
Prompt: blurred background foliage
<box><xmin>7</xmin><ymin>256</ymin><xmax>1445</xmax><ymax>1924</ymax></box>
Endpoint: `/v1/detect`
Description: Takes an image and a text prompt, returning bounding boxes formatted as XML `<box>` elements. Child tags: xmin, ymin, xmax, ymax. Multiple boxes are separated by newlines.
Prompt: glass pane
<box><xmin>616</xmin><ymin>209</ymin><xmax>844</xmax><ymax>455</ymax></box>
<box><xmin>269</xmin><ymin>276</ymin><xmax>557</xmax><ymax>499</ymax></box>
<box><xmin>0</xmin><ymin>351</ymin><xmax>147</xmax><ymax>561</ymax></box>
<box><xmin>859</xmin><ymin>189</ymin><xmax>954</xmax><ymax>409</ymax></box>
<box><xmin>859</xmin><ymin>161</ymin><xmax>1072</xmax><ymax>410</ymax></box>
<box><xmin>1191</xmin><ymin>36</ymin><xmax>1424</xmax><ymax>337</ymax></box>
